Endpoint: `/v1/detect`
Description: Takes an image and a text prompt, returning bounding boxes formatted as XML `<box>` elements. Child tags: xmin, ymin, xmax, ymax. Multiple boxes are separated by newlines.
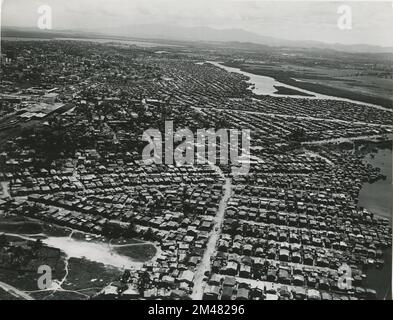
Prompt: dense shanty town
<box><xmin>0</xmin><ymin>40</ymin><xmax>392</xmax><ymax>300</ymax></box>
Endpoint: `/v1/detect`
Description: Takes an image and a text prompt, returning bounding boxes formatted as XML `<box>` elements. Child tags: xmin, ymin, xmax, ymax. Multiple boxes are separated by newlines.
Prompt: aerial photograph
<box><xmin>0</xmin><ymin>0</ymin><xmax>392</xmax><ymax>305</ymax></box>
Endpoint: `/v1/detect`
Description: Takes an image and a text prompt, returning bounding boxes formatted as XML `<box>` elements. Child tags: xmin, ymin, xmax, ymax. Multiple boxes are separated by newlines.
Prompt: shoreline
<box><xmin>357</xmin><ymin>142</ymin><xmax>392</xmax><ymax>300</ymax></box>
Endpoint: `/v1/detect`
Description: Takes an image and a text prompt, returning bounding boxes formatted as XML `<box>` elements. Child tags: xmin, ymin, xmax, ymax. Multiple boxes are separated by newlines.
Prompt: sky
<box><xmin>2</xmin><ymin>0</ymin><xmax>393</xmax><ymax>47</ymax></box>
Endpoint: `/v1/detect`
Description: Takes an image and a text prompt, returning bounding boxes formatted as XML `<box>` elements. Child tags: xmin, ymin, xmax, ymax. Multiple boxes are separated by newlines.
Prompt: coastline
<box><xmin>358</xmin><ymin>142</ymin><xmax>392</xmax><ymax>300</ymax></box>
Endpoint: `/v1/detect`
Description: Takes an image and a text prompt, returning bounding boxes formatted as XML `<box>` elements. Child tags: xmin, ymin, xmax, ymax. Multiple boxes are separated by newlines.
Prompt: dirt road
<box><xmin>191</xmin><ymin>163</ymin><xmax>232</xmax><ymax>300</ymax></box>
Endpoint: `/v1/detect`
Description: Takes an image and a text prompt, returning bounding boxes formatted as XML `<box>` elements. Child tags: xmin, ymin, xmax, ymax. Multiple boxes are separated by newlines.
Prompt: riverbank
<box><xmin>222</xmin><ymin>61</ymin><xmax>393</xmax><ymax>110</ymax></box>
<box><xmin>273</xmin><ymin>85</ymin><xmax>314</xmax><ymax>97</ymax></box>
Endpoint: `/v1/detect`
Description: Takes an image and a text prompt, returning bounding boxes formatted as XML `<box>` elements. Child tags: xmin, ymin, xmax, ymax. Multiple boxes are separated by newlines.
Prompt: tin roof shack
<box><xmin>203</xmin><ymin>285</ymin><xmax>220</xmax><ymax>300</ymax></box>
<box><xmin>307</xmin><ymin>289</ymin><xmax>321</xmax><ymax>300</ymax></box>
<box><xmin>236</xmin><ymin>287</ymin><xmax>250</xmax><ymax>300</ymax></box>
<box><xmin>278</xmin><ymin>269</ymin><xmax>291</xmax><ymax>285</ymax></box>
<box><xmin>221</xmin><ymin>286</ymin><xmax>235</xmax><ymax>300</ymax></box>
<box><xmin>225</xmin><ymin>261</ymin><xmax>239</xmax><ymax>276</ymax></box>
<box><xmin>178</xmin><ymin>270</ymin><xmax>195</xmax><ymax>287</ymax></box>
<box><xmin>293</xmin><ymin>287</ymin><xmax>306</xmax><ymax>300</ymax></box>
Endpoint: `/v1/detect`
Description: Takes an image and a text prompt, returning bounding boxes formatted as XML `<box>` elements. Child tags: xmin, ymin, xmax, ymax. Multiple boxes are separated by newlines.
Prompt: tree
<box><xmin>125</xmin><ymin>218</ymin><xmax>137</xmax><ymax>238</ymax></box>
<box><xmin>230</xmin><ymin>220</ymin><xmax>240</xmax><ymax>235</ymax></box>
<box><xmin>121</xmin><ymin>270</ymin><xmax>131</xmax><ymax>283</ymax></box>
<box><xmin>144</xmin><ymin>228</ymin><xmax>154</xmax><ymax>241</ymax></box>
<box><xmin>137</xmin><ymin>271</ymin><xmax>151</xmax><ymax>296</ymax></box>
<box><xmin>32</xmin><ymin>238</ymin><xmax>43</xmax><ymax>256</ymax></box>
<box><xmin>0</xmin><ymin>234</ymin><xmax>8</xmax><ymax>248</ymax></box>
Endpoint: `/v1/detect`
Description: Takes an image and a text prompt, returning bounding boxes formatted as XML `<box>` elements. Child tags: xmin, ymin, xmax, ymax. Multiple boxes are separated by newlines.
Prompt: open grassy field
<box><xmin>62</xmin><ymin>257</ymin><xmax>123</xmax><ymax>293</ymax></box>
<box><xmin>28</xmin><ymin>257</ymin><xmax>123</xmax><ymax>300</ymax></box>
<box><xmin>0</xmin><ymin>249</ymin><xmax>67</xmax><ymax>292</ymax></box>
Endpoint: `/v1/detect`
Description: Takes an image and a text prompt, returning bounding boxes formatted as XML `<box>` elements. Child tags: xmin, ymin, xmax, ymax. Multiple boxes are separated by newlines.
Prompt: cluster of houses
<box><xmin>201</xmin><ymin>108</ymin><xmax>391</xmax><ymax>147</ymax></box>
<box><xmin>198</xmin><ymin>145</ymin><xmax>391</xmax><ymax>300</ymax></box>
<box><xmin>233</xmin><ymin>145</ymin><xmax>386</xmax><ymax>201</ymax></box>
<box><xmin>202</xmin><ymin>274</ymin><xmax>377</xmax><ymax>300</ymax></box>
<box><xmin>1</xmin><ymin>176</ymin><xmax>224</xmax><ymax>237</ymax></box>
<box><xmin>0</xmin><ymin>174</ymin><xmax>226</xmax><ymax>297</ymax></box>
<box><xmin>0</xmin><ymin>40</ymin><xmax>392</xmax><ymax>300</ymax></box>
<box><xmin>216</xmin><ymin>94</ymin><xmax>392</xmax><ymax>126</ymax></box>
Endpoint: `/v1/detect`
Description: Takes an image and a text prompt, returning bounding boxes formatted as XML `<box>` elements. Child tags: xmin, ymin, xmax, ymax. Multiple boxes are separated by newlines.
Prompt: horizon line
<box><xmin>2</xmin><ymin>24</ymin><xmax>393</xmax><ymax>51</ymax></box>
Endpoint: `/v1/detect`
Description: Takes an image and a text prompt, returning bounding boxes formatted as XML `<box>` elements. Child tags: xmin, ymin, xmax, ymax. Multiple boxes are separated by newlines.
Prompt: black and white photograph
<box><xmin>0</xmin><ymin>0</ymin><xmax>392</xmax><ymax>306</ymax></box>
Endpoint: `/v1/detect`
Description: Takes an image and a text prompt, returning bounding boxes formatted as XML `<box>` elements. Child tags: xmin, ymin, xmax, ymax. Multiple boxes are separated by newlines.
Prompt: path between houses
<box><xmin>191</xmin><ymin>162</ymin><xmax>232</xmax><ymax>300</ymax></box>
<box><xmin>302</xmin><ymin>133</ymin><xmax>392</xmax><ymax>145</ymax></box>
<box><xmin>0</xmin><ymin>181</ymin><xmax>10</xmax><ymax>198</ymax></box>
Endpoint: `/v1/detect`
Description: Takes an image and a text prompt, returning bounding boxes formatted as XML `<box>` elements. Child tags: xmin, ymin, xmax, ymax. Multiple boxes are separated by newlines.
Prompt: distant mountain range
<box><xmin>86</xmin><ymin>24</ymin><xmax>393</xmax><ymax>53</ymax></box>
<box><xmin>2</xmin><ymin>24</ymin><xmax>393</xmax><ymax>54</ymax></box>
